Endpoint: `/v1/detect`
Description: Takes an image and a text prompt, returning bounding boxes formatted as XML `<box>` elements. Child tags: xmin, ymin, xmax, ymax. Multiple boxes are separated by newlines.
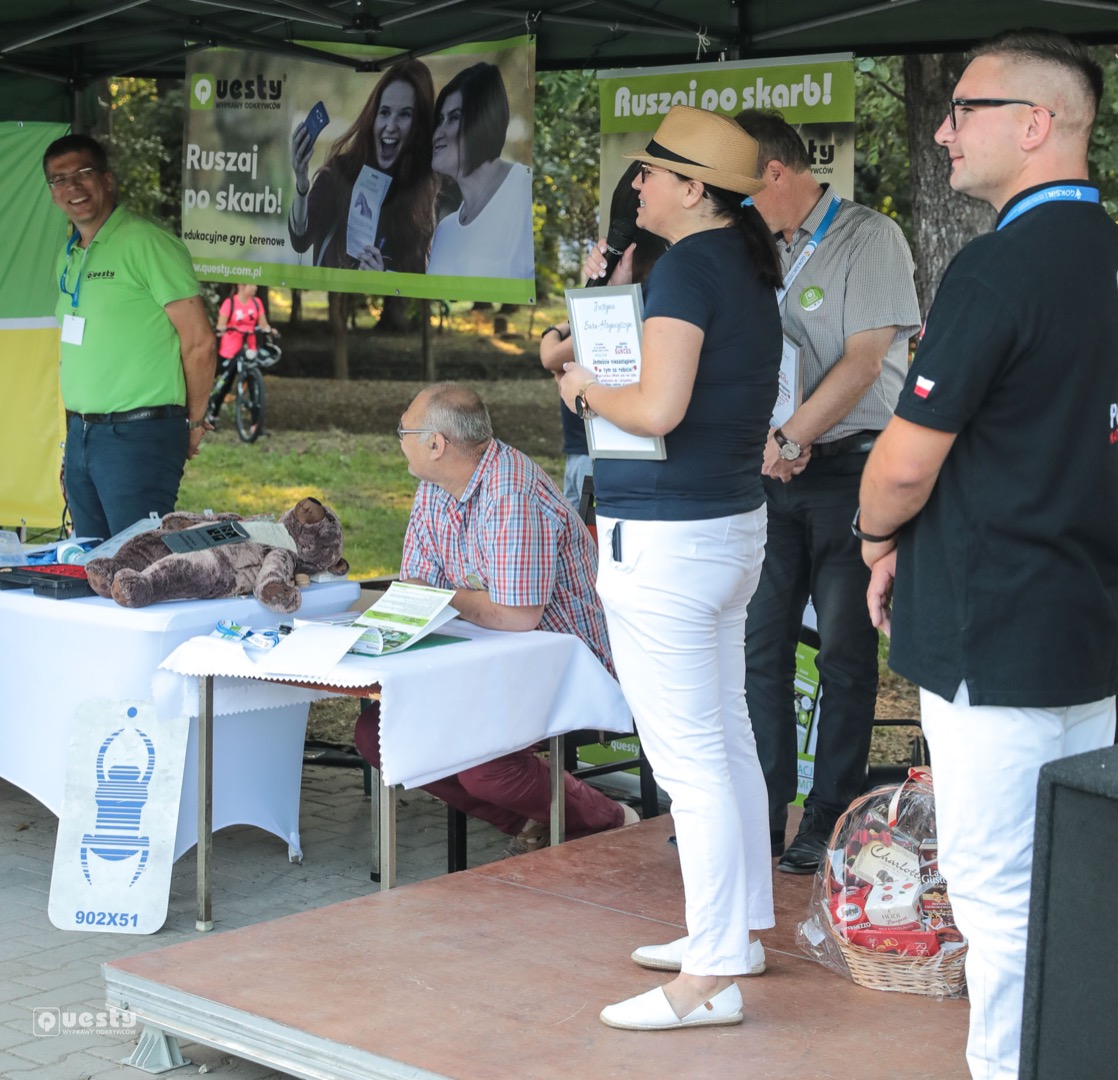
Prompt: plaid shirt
<box><xmin>402</xmin><ymin>439</ymin><xmax>613</xmax><ymax>672</ymax></box>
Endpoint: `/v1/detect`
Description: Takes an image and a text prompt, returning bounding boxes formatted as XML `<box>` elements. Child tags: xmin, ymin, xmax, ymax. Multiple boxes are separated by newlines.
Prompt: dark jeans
<box><xmin>209</xmin><ymin>356</ymin><xmax>237</xmax><ymax>418</ymax></box>
<box><xmin>744</xmin><ymin>453</ymin><xmax>878</xmax><ymax>833</ymax></box>
<box><xmin>64</xmin><ymin>413</ymin><xmax>188</xmax><ymax>540</ymax></box>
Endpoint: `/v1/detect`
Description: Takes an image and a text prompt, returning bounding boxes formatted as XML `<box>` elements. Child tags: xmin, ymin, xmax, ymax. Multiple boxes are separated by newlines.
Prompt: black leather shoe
<box><xmin>777</xmin><ymin>830</ymin><xmax>827</xmax><ymax>874</ymax></box>
<box><xmin>770</xmin><ymin>828</ymin><xmax>785</xmax><ymax>857</ymax></box>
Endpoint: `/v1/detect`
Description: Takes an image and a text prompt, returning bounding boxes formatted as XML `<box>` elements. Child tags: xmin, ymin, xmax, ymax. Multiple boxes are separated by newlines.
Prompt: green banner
<box><xmin>183</xmin><ymin>37</ymin><xmax>537</xmax><ymax>305</ymax></box>
<box><xmin>597</xmin><ymin>54</ymin><xmax>856</xmax><ymax>222</ymax></box>
<box><xmin>0</xmin><ymin>122</ymin><xmax>69</xmax><ymax>317</ymax></box>
<box><xmin>0</xmin><ymin>122</ymin><xmax>67</xmax><ymax>527</ymax></box>
<box><xmin>598</xmin><ymin>55</ymin><xmax>855</xmax><ymax>131</ymax></box>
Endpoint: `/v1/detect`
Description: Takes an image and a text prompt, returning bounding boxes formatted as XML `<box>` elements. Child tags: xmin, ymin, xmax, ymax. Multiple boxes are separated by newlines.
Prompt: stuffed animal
<box><xmin>85</xmin><ymin>497</ymin><xmax>349</xmax><ymax>614</ymax></box>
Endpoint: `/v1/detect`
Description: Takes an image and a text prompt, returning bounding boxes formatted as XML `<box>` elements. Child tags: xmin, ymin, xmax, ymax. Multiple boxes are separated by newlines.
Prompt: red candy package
<box><xmin>829</xmin><ymin>886</ymin><xmax>872</xmax><ymax>935</ymax></box>
<box><xmin>848</xmin><ymin>928</ymin><xmax>941</xmax><ymax>958</ymax></box>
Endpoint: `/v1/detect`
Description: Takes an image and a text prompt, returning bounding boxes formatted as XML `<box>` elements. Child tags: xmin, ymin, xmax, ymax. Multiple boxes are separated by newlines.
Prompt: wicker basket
<box><xmin>822</xmin><ymin>787</ymin><xmax>968</xmax><ymax>998</ymax></box>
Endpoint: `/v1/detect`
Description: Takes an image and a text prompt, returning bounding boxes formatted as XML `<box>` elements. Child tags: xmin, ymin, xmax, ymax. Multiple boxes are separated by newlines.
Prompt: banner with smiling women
<box><xmin>183</xmin><ymin>36</ymin><xmax>535</xmax><ymax>304</ymax></box>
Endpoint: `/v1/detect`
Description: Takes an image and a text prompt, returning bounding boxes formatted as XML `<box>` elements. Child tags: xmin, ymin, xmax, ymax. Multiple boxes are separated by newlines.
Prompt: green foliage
<box><xmin>106</xmin><ymin>77</ymin><xmax>184</xmax><ymax>231</ymax></box>
<box><xmin>853</xmin><ymin>56</ymin><xmax>912</xmax><ymax>236</ymax></box>
<box><xmin>1089</xmin><ymin>46</ymin><xmax>1118</xmax><ymax>218</ymax></box>
<box><xmin>533</xmin><ymin>70</ymin><xmax>601</xmax><ymax>297</ymax></box>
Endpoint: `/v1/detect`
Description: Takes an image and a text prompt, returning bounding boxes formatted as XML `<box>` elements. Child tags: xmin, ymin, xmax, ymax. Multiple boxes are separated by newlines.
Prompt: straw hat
<box><xmin>624</xmin><ymin>105</ymin><xmax>765</xmax><ymax>196</ymax></box>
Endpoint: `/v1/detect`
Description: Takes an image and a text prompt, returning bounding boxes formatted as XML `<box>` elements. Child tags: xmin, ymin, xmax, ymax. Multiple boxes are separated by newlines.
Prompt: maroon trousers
<box><xmin>353</xmin><ymin>702</ymin><xmax>623</xmax><ymax>840</ymax></box>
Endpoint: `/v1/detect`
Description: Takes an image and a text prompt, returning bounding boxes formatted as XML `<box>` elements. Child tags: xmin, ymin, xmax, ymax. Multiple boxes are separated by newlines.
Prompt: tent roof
<box><xmin>3</xmin><ymin>0</ymin><xmax>1117</xmax><ymax>88</ymax></box>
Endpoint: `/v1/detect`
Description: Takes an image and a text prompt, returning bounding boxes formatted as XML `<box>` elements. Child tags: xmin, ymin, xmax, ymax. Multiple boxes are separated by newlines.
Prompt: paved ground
<box><xmin>0</xmin><ymin>762</ymin><xmax>536</xmax><ymax>1079</ymax></box>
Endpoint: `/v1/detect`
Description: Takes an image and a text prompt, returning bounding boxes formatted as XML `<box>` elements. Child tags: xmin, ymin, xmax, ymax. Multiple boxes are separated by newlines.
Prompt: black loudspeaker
<box><xmin>1020</xmin><ymin>743</ymin><xmax>1118</xmax><ymax>1080</ymax></box>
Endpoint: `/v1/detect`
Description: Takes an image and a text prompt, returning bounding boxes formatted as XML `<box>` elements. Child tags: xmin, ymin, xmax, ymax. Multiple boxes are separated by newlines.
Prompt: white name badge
<box><xmin>61</xmin><ymin>314</ymin><xmax>86</xmax><ymax>345</ymax></box>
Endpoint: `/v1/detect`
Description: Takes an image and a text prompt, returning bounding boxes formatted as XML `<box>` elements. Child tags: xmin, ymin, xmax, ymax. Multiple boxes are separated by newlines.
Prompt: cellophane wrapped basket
<box><xmin>796</xmin><ymin>767</ymin><xmax>968</xmax><ymax>998</ymax></box>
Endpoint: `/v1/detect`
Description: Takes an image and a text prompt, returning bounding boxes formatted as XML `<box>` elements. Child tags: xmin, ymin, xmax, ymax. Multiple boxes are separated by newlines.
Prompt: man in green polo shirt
<box><xmin>44</xmin><ymin>134</ymin><xmax>215</xmax><ymax>540</ymax></box>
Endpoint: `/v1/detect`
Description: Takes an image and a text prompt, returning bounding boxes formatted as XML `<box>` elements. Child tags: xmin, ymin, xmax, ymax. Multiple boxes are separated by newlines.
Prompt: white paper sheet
<box><xmin>346</xmin><ymin>165</ymin><xmax>392</xmax><ymax>261</ymax></box>
<box><xmin>250</xmin><ymin>623</ymin><xmax>367</xmax><ymax>676</ymax></box>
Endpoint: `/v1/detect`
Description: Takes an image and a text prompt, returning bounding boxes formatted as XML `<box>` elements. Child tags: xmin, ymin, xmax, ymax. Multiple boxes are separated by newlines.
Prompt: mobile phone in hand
<box><xmin>303</xmin><ymin>101</ymin><xmax>330</xmax><ymax>151</ymax></box>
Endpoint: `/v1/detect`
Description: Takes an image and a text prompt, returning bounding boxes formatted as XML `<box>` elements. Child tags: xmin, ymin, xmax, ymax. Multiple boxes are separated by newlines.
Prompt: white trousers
<box><xmin>920</xmin><ymin>683</ymin><xmax>1115</xmax><ymax>1080</ymax></box>
<box><xmin>596</xmin><ymin>509</ymin><xmax>774</xmax><ymax>975</ymax></box>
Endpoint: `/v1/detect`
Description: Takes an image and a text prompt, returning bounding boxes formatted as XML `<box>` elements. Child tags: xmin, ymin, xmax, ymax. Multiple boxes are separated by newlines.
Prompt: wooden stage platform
<box><xmin>103</xmin><ymin>814</ymin><xmax>968</xmax><ymax>1079</ymax></box>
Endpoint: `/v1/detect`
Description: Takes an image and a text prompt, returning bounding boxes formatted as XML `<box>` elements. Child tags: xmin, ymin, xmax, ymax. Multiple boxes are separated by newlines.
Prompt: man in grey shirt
<box><xmin>735</xmin><ymin>111</ymin><xmax>921</xmax><ymax>873</ymax></box>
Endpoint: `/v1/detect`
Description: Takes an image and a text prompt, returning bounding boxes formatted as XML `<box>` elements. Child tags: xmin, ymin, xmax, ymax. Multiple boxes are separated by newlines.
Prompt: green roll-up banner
<box><xmin>1</xmin><ymin>121</ymin><xmax>68</xmax><ymax>529</ymax></box>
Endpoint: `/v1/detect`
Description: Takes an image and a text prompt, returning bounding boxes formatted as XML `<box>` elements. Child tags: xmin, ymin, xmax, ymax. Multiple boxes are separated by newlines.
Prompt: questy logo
<box><xmin>191</xmin><ymin>74</ymin><xmax>215</xmax><ymax>111</ymax></box>
<box><xmin>189</xmin><ymin>72</ymin><xmax>284</xmax><ymax>109</ymax></box>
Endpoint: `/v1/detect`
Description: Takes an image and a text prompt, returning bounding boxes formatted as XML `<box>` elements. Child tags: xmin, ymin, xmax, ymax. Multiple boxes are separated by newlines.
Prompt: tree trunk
<box><xmin>422</xmin><ymin>301</ymin><xmax>436</xmax><ymax>382</ymax></box>
<box><xmin>376</xmin><ymin>296</ymin><xmax>412</xmax><ymax>333</ymax></box>
<box><xmin>328</xmin><ymin>292</ymin><xmax>349</xmax><ymax>380</ymax></box>
<box><xmin>289</xmin><ymin>289</ymin><xmax>302</xmax><ymax>325</ymax></box>
<box><xmin>904</xmin><ymin>53</ymin><xmax>996</xmax><ymax>318</ymax></box>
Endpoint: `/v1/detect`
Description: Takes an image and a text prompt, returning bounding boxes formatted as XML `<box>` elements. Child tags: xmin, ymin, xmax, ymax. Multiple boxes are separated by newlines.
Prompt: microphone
<box><xmin>586</xmin><ymin>160</ymin><xmax>643</xmax><ymax>287</ymax></box>
<box><xmin>586</xmin><ymin>218</ymin><xmax>638</xmax><ymax>287</ymax></box>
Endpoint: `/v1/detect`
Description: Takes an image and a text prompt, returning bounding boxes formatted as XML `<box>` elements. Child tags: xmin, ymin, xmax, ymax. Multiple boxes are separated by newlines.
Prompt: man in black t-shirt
<box><xmin>857</xmin><ymin>31</ymin><xmax>1118</xmax><ymax>1080</ymax></box>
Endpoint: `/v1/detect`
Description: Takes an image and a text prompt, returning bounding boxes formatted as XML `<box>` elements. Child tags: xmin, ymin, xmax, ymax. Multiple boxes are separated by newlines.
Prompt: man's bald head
<box><xmin>973</xmin><ymin>29</ymin><xmax>1102</xmax><ymax>140</ymax></box>
<box><xmin>414</xmin><ymin>382</ymin><xmax>493</xmax><ymax>451</ymax></box>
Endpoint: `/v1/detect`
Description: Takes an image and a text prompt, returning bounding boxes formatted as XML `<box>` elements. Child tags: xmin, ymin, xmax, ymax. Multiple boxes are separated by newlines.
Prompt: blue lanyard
<box><xmin>776</xmin><ymin>193</ymin><xmax>842</xmax><ymax>306</ymax></box>
<box><xmin>997</xmin><ymin>184</ymin><xmax>1100</xmax><ymax>230</ymax></box>
<box><xmin>59</xmin><ymin>231</ymin><xmax>88</xmax><ymax>310</ymax></box>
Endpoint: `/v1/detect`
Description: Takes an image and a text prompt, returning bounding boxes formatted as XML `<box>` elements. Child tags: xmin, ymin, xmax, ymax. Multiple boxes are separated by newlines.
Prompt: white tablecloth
<box><xmin>0</xmin><ymin>580</ymin><xmax>359</xmax><ymax>860</ymax></box>
<box><xmin>156</xmin><ymin>621</ymin><xmax>634</xmax><ymax>788</ymax></box>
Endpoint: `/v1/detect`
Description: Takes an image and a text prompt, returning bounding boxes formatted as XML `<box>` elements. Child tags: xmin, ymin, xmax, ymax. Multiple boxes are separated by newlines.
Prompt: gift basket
<box><xmin>797</xmin><ymin>767</ymin><xmax>968</xmax><ymax>998</ymax></box>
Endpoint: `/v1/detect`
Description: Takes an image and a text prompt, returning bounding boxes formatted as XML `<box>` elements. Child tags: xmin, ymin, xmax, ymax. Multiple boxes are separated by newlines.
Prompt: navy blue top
<box><xmin>594</xmin><ymin>228</ymin><xmax>782</xmax><ymax>521</ymax></box>
<box><xmin>889</xmin><ymin>183</ymin><xmax>1118</xmax><ymax>707</ymax></box>
<box><xmin>560</xmin><ymin>399</ymin><xmax>589</xmax><ymax>456</ymax></box>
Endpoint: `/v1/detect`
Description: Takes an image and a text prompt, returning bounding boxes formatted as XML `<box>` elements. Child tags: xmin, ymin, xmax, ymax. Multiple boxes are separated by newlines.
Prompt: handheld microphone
<box><xmin>586</xmin><ymin>160</ymin><xmax>643</xmax><ymax>287</ymax></box>
<box><xmin>586</xmin><ymin>218</ymin><xmax>638</xmax><ymax>287</ymax></box>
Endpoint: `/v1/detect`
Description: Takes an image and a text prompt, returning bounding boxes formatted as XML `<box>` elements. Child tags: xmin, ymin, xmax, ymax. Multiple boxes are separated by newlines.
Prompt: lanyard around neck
<box><xmin>775</xmin><ymin>193</ymin><xmax>842</xmax><ymax>306</ymax></box>
<box><xmin>59</xmin><ymin>231</ymin><xmax>88</xmax><ymax>310</ymax></box>
<box><xmin>997</xmin><ymin>184</ymin><xmax>1100</xmax><ymax>231</ymax></box>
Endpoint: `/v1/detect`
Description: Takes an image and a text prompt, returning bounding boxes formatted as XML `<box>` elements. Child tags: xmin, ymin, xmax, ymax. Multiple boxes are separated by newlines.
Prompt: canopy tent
<box><xmin>2</xmin><ymin>0</ymin><xmax>1114</xmax><ymax>528</ymax></box>
<box><xmin>2</xmin><ymin>0</ymin><xmax>1117</xmax><ymax>119</ymax></box>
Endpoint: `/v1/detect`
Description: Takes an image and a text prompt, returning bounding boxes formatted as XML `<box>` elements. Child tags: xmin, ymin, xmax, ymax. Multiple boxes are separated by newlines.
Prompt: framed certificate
<box><xmin>564</xmin><ymin>285</ymin><xmax>666</xmax><ymax>461</ymax></box>
<box><xmin>770</xmin><ymin>332</ymin><xmax>804</xmax><ymax>430</ymax></box>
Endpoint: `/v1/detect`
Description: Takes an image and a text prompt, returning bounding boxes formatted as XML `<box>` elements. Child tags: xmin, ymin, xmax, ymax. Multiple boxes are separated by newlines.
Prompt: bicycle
<box><xmin>207</xmin><ymin>329</ymin><xmax>281</xmax><ymax>443</ymax></box>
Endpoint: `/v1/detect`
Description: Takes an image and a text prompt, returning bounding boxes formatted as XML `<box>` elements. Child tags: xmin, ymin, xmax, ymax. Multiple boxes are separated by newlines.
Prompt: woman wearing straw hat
<box><xmin>561</xmin><ymin>105</ymin><xmax>784</xmax><ymax>1031</ymax></box>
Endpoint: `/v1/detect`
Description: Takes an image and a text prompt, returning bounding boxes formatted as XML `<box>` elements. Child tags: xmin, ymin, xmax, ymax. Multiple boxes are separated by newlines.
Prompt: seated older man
<box><xmin>354</xmin><ymin>381</ymin><xmax>637</xmax><ymax>852</ymax></box>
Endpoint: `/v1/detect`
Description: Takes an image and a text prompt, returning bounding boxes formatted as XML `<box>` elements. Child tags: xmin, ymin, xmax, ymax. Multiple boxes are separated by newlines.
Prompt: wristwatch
<box><xmin>575</xmin><ymin>380</ymin><xmax>598</xmax><ymax>420</ymax></box>
<box><xmin>773</xmin><ymin>428</ymin><xmax>802</xmax><ymax>461</ymax></box>
<box><xmin>187</xmin><ymin>418</ymin><xmax>206</xmax><ymax>431</ymax></box>
<box><xmin>851</xmin><ymin>507</ymin><xmax>897</xmax><ymax>544</ymax></box>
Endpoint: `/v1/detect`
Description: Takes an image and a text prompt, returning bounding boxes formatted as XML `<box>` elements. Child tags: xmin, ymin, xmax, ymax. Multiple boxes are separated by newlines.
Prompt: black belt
<box><xmin>813</xmin><ymin>430</ymin><xmax>880</xmax><ymax>458</ymax></box>
<box><xmin>76</xmin><ymin>405</ymin><xmax>187</xmax><ymax>424</ymax></box>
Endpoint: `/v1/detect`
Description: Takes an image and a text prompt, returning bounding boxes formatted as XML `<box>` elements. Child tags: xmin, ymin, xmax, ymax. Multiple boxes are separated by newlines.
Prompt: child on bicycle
<box><xmin>209</xmin><ymin>284</ymin><xmax>275</xmax><ymax>423</ymax></box>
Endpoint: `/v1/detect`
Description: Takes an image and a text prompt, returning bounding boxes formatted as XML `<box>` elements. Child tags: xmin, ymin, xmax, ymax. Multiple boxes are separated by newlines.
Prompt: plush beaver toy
<box><xmin>85</xmin><ymin>497</ymin><xmax>348</xmax><ymax>614</ymax></box>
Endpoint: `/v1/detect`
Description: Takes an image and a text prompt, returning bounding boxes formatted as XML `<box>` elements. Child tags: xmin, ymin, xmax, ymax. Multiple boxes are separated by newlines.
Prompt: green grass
<box><xmin>179</xmin><ymin>430</ymin><xmax>419</xmax><ymax>579</ymax></box>
<box><xmin>178</xmin><ymin>428</ymin><xmax>563</xmax><ymax>580</ymax></box>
